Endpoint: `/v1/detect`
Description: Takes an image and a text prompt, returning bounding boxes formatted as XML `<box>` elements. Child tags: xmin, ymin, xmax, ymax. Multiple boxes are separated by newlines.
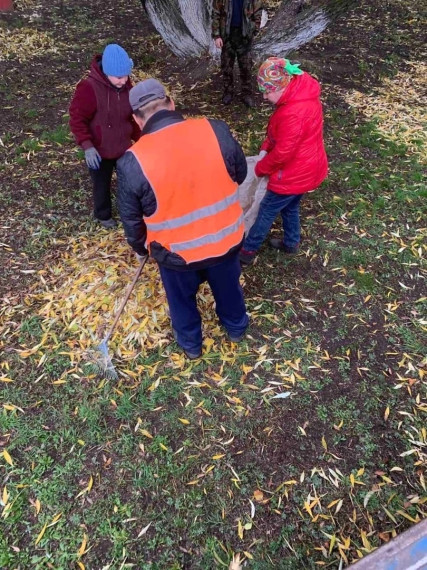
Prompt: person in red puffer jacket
<box><xmin>239</xmin><ymin>57</ymin><xmax>328</xmax><ymax>265</ymax></box>
<box><xmin>69</xmin><ymin>44</ymin><xmax>141</xmax><ymax>229</ymax></box>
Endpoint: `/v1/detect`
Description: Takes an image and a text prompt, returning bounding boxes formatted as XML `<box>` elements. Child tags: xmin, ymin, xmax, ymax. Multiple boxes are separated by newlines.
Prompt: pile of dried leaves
<box><xmin>14</xmin><ymin>230</ymin><xmax>241</xmax><ymax>372</ymax></box>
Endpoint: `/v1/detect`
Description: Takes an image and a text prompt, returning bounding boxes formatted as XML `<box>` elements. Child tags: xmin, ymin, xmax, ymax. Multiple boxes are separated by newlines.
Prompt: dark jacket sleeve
<box><xmin>209</xmin><ymin>119</ymin><xmax>247</xmax><ymax>184</ymax></box>
<box><xmin>69</xmin><ymin>80</ymin><xmax>97</xmax><ymax>150</ymax></box>
<box><xmin>211</xmin><ymin>0</ymin><xmax>223</xmax><ymax>38</ymax></box>
<box><xmin>117</xmin><ymin>151</ymin><xmax>157</xmax><ymax>255</ymax></box>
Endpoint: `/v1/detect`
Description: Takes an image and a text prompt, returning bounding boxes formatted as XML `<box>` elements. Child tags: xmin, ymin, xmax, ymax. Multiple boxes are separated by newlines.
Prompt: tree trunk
<box><xmin>144</xmin><ymin>0</ymin><xmax>214</xmax><ymax>57</ymax></box>
<box><xmin>143</xmin><ymin>0</ymin><xmax>359</xmax><ymax>59</ymax></box>
<box><xmin>254</xmin><ymin>0</ymin><xmax>358</xmax><ymax>56</ymax></box>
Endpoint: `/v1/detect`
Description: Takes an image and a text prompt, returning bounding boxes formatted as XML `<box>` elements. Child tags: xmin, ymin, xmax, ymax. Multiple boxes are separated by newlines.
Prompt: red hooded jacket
<box><xmin>69</xmin><ymin>55</ymin><xmax>140</xmax><ymax>160</ymax></box>
<box><xmin>255</xmin><ymin>72</ymin><xmax>328</xmax><ymax>194</ymax></box>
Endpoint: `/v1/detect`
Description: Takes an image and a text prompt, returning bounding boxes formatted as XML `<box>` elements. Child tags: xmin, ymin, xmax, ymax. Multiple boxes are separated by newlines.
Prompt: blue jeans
<box><xmin>243</xmin><ymin>190</ymin><xmax>303</xmax><ymax>251</ymax></box>
<box><xmin>158</xmin><ymin>253</ymin><xmax>249</xmax><ymax>353</ymax></box>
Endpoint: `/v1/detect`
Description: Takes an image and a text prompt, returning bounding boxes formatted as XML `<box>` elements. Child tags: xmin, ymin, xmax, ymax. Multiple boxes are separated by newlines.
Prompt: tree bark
<box><xmin>255</xmin><ymin>0</ymin><xmax>358</xmax><ymax>56</ymax></box>
<box><xmin>143</xmin><ymin>0</ymin><xmax>206</xmax><ymax>57</ymax></box>
<box><xmin>143</xmin><ymin>0</ymin><xmax>359</xmax><ymax>59</ymax></box>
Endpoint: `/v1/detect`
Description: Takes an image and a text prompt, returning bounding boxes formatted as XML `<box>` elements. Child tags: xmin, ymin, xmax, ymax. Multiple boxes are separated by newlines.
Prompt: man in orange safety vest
<box><xmin>117</xmin><ymin>78</ymin><xmax>249</xmax><ymax>359</ymax></box>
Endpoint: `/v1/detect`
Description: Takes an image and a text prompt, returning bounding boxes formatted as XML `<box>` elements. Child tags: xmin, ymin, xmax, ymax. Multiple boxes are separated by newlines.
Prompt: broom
<box><xmin>89</xmin><ymin>255</ymin><xmax>148</xmax><ymax>379</ymax></box>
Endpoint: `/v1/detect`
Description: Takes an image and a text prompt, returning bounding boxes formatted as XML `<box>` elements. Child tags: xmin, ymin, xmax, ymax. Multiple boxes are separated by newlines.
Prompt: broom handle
<box><xmin>104</xmin><ymin>255</ymin><xmax>148</xmax><ymax>343</ymax></box>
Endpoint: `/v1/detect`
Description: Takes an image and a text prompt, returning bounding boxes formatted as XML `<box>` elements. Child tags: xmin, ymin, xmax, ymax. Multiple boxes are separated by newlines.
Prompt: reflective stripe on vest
<box><xmin>130</xmin><ymin>118</ymin><xmax>244</xmax><ymax>264</ymax></box>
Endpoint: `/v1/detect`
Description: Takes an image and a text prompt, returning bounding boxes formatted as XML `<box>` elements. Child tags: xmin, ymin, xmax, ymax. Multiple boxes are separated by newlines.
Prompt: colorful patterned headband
<box><xmin>257</xmin><ymin>57</ymin><xmax>303</xmax><ymax>93</ymax></box>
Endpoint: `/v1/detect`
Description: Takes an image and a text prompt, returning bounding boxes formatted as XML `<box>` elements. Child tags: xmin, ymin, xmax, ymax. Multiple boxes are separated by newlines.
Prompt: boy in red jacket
<box><xmin>239</xmin><ymin>57</ymin><xmax>328</xmax><ymax>265</ymax></box>
<box><xmin>69</xmin><ymin>44</ymin><xmax>140</xmax><ymax>229</ymax></box>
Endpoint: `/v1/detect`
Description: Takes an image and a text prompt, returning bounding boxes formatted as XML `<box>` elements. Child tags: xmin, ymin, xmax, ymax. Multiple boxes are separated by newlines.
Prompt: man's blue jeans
<box><xmin>158</xmin><ymin>253</ymin><xmax>249</xmax><ymax>354</ymax></box>
<box><xmin>243</xmin><ymin>190</ymin><xmax>303</xmax><ymax>252</ymax></box>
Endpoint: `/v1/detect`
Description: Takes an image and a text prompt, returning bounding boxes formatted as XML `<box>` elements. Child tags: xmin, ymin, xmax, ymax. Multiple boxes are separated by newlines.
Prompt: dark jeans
<box><xmin>158</xmin><ymin>253</ymin><xmax>249</xmax><ymax>353</ymax></box>
<box><xmin>243</xmin><ymin>190</ymin><xmax>303</xmax><ymax>251</ymax></box>
<box><xmin>221</xmin><ymin>27</ymin><xmax>253</xmax><ymax>96</ymax></box>
<box><xmin>88</xmin><ymin>158</ymin><xmax>117</xmax><ymax>220</ymax></box>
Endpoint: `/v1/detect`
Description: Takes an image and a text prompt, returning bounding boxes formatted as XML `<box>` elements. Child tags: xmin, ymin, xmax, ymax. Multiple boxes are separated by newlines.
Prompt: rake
<box><xmin>89</xmin><ymin>255</ymin><xmax>148</xmax><ymax>379</ymax></box>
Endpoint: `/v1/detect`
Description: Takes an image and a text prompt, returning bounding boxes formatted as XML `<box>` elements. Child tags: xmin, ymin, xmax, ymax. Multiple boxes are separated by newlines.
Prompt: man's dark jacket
<box><xmin>117</xmin><ymin>110</ymin><xmax>247</xmax><ymax>271</ymax></box>
<box><xmin>212</xmin><ymin>0</ymin><xmax>263</xmax><ymax>39</ymax></box>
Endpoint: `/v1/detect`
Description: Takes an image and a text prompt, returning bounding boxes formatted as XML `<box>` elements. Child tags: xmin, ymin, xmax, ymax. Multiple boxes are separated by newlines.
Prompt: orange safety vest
<box><xmin>130</xmin><ymin>118</ymin><xmax>244</xmax><ymax>264</ymax></box>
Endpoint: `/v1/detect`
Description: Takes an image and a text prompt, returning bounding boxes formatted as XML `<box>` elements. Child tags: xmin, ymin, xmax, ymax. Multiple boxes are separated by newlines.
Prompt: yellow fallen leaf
<box><xmin>178</xmin><ymin>418</ymin><xmax>190</xmax><ymax>425</ymax></box>
<box><xmin>48</xmin><ymin>512</ymin><xmax>62</xmax><ymax>526</ymax></box>
<box><xmin>2</xmin><ymin>486</ymin><xmax>9</xmax><ymax>505</ymax></box>
<box><xmin>35</xmin><ymin>499</ymin><xmax>41</xmax><ymax>515</ymax></box>
<box><xmin>384</xmin><ymin>406</ymin><xmax>390</xmax><ymax>420</ymax></box>
<box><xmin>140</xmin><ymin>429</ymin><xmax>153</xmax><ymax>439</ymax></box>
<box><xmin>2</xmin><ymin>450</ymin><xmax>13</xmax><ymax>466</ymax></box>
<box><xmin>78</xmin><ymin>533</ymin><xmax>88</xmax><ymax>556</ymax></box>
<box><xmin>35</xmin><ymin>522</ymin><xmax>48</xmax><ymax>545</ymax></box>
<box><xmin>327</xmin><ymin>499</ymin><xmax>340</xmax><ymax>509</ymax></box>
<box><xmin>396</xmin><ymin>510</ymin><xmax>419</xmax><ymax>523</ymax></box>
<box><xmin>212</xmin><ymin>454</ymin><xmax>225</xmax><ymax>460</ymax></box>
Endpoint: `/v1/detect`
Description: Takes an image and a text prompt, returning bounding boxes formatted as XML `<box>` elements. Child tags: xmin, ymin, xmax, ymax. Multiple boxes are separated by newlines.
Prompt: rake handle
<box><xmin>104</xmin><ymin>255</ymin><xmax>148</xmax><ymax>343</ymax></box>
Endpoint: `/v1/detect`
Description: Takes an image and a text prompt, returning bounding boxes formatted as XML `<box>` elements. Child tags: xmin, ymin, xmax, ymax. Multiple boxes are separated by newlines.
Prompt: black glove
<box><xmin>135</xmin><ymin>248</ymin><xmax>149</xmax><ymax>263</ymax></box>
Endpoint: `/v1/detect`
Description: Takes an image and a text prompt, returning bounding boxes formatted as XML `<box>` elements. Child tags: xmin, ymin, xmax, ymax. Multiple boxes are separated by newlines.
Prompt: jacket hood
<box><xmin>277</xmin><ymin>72</ymin><xmax>321</xmax><ymax>106</ymax></box>
<box><xmin>88</xmin><ymin>55</ymin><xmax>132</xmax><ymax>91</ymax></box>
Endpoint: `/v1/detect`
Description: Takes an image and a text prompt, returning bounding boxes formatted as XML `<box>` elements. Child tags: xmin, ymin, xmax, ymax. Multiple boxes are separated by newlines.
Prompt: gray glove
<box><xmin>84</xmin><ymin>147</ymin><xmax>101</xmax><ymax>170</ymax></box>
<box><xmin>258</xmin><ymin>150</ymin><xmax>268</xmax><ymax>159</ymax></box>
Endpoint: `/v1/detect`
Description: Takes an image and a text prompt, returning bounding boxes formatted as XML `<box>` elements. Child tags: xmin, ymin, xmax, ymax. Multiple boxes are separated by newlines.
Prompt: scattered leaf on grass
<box><xmin>137</xmin><ymin>522</ymin><xmax>152</xmax><ymax>538</ymax></box>
<box><xmin>271</xmin><ymin>391</ymin><xmax>291</xmax><ymax>399</ymax></box>
<box><xmin>2</xmin><ymin>450</ymin><xmax>13</xmax><ymax>466</ymax></box>
<box><xmin>77</xmin><ymin>533</ymin><xmax>88</xmax><ymax>556</ymax></box>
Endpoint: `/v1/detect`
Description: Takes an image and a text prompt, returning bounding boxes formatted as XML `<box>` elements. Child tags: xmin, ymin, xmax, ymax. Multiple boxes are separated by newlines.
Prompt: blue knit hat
<box><xmin>102</xmin><ymin>44</ymin><xmax>133</xmax><ymax>77</ymax></box>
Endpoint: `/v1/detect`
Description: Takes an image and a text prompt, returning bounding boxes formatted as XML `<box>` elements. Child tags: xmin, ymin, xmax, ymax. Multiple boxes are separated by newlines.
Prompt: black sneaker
<box><xmin>269</xmin><ymin>238</ymin><xmax>298</xmax><ymax>254</ymax></box>
<box><xmin>96</xmin><ymin>218</ymin><xmax>118</xmax><ymax>229</ymax></box>
<box><xmin>239</xmin><ymin>248</ymin><xmax>257</xmax><ymax>265</ymax></box>
<box><xmin>222</xmin><ymin>92</ymin><xmax>233</xmax><ymax>105</ymax></box>
<box><xmin>242</xmin><ymin>95</ymin><xmax>254</xmax><ymax>108</ymax></box>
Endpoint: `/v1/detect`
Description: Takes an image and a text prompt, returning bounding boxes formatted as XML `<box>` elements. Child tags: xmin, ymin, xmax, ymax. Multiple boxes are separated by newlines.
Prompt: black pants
<box><xmin>221</xmin><ymin>27</ymin><xmax>253</xmax><ymax>96</ymax></box>
<box><xmin>88</xmin><ymin>158</ymin><xmax>117</xmax><ymax>221</ymax></box>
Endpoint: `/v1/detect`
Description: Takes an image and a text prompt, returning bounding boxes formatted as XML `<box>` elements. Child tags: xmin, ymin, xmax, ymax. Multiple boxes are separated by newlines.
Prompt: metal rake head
<box><xmin>83</xmin><ymin>339</ymin><xmax>119</xmax><ymax>380</ymax></box>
